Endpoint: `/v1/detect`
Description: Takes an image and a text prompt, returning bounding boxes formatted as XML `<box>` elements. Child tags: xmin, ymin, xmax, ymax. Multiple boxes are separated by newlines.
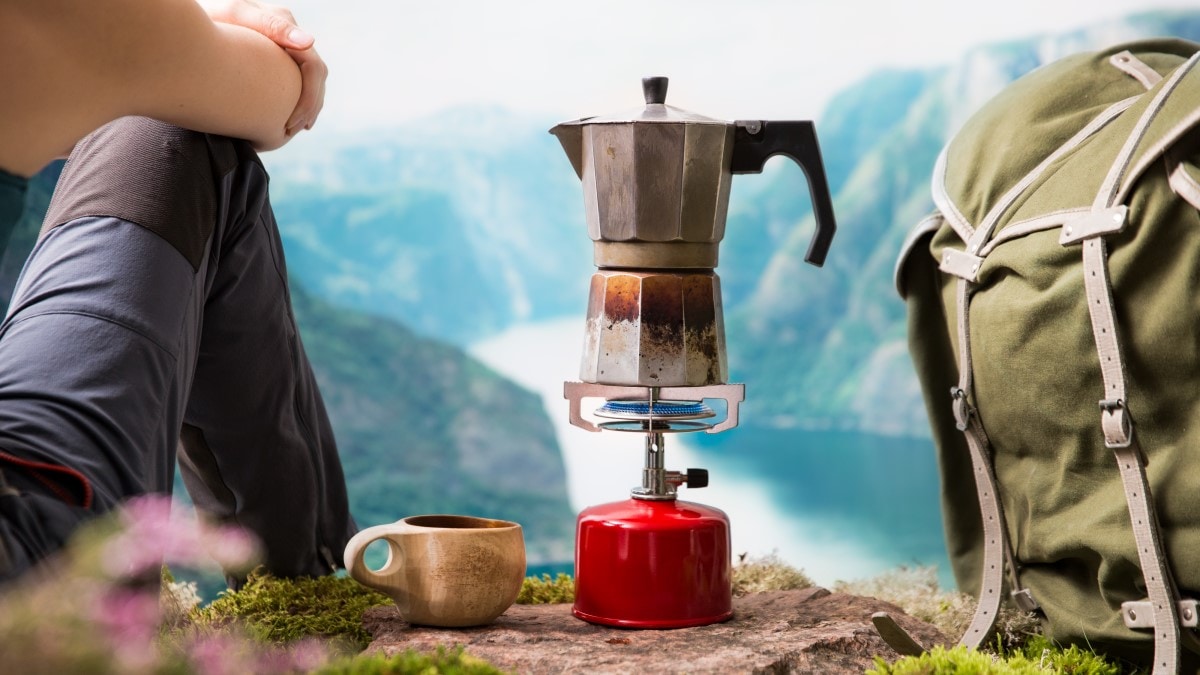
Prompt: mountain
<box><xmin>289</xmin><ymin>283</ymin><xmax>574</xmax><ymax>564</ymax></box>
<box><xmin>262</xmin><ymin>107</ymin><xmax>593</xmax><ymax>346</ymax></box>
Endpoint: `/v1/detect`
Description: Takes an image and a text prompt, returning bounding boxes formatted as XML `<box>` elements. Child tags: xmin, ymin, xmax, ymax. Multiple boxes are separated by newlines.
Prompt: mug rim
<box><xmin>401</xmin><ymin>514</ymin><xmax>520</xmax><ymax>530</ymax></box>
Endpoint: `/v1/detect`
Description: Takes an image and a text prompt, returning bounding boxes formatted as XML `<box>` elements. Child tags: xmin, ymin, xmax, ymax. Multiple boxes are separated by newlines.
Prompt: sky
<box><xmin>281</xmin><ymin>0</ymin><xmax>1199</xmax><ymax>134</ymax></box>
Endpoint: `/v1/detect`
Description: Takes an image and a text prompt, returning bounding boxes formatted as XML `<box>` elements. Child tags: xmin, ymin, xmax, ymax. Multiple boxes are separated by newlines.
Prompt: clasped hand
<box><xmin>199</xmin><ymin>0</ymin><xmax>327</xmax><ymax>138</ymax></box>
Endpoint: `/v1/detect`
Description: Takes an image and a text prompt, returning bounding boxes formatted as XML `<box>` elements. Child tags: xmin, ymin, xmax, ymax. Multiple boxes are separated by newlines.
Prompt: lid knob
<box><xmin>642</xmin><ymin>76</ymin><xmax>668</xmax><ymax>105</ymax></box>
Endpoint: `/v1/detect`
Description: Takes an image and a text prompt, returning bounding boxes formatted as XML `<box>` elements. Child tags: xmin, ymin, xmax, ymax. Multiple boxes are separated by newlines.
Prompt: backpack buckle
<box><xmin>951</xmin><ymin>387</ymin><xmax>972</xmax><ymax>431</ymax></box>
<box><xmin>1099</xmin><ymin>398</ymin><xmax>1134</xmax><ymax>448</ymax></box>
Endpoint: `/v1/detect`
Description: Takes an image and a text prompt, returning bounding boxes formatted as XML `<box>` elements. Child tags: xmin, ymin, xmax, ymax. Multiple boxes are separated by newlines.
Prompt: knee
<box><xmin>42</xmin><ymin>117</ymin><xmax>261</xmax><ymax>270</ymax></box>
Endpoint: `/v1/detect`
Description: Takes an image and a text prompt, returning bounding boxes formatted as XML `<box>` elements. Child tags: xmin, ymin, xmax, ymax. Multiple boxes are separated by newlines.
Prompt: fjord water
<box><xmin>470</xmin><ymin>317</ymin><xmax>951</xmax><ymax>587</ymax></box>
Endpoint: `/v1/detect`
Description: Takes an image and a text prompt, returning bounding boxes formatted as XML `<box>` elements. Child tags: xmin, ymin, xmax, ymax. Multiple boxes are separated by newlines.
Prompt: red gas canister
<box><xmin>573</xmin><ymin>497</ymin><xmax>732</xmax><ymax>628</ymax></box>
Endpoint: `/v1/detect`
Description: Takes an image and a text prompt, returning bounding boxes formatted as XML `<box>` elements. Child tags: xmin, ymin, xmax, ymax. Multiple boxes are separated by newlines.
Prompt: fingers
<box><xmin>255</xmin><ymin>4</ymin><xmax>313</xmax><ymax>51</ymax></box>
<box><xmin>202</xmin><ymin>0</ymin><xmax>314</xmax><ymax>50</ymax></box>
<box><xmin>285</xmin><ymin>46</ymin><xmax>327</xmax><ymax>135</ymax></box>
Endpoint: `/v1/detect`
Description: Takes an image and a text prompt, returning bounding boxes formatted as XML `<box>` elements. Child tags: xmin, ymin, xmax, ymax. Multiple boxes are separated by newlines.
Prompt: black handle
<box><xmin>686</xmin><ymin>468</ymin><xmax>709</xmax><ymax>489</ymax></box>
<box><xmin>731</xmin><ymin>120</ymin><xmax>836</xmax><ymax>267</ymax></box>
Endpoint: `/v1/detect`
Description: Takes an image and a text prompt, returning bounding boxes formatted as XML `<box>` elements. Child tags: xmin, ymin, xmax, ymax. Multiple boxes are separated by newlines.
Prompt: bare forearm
<box><xmin>0</xmin><ymin>0</ymin><xmax>303</xmax><ymax>175</ymax></box>
<box><xmin>132</xmin><ymin>20</ymin><xmax>301</xmax><ymax>151</ymax></box>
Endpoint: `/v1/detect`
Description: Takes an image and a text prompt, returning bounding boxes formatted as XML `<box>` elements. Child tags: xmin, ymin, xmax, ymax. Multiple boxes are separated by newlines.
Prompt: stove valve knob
<box><xmin>664</xmin><ymin>468</ymin><xmax>709</xmax><ymax>492</ymax></box>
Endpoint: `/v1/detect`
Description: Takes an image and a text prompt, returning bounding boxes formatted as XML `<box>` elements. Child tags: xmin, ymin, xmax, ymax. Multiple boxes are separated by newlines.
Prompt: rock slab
<box><xmin>362</xmin><ymin>588</ymin><xmax>948</xmax><ymax>674</ymax></box>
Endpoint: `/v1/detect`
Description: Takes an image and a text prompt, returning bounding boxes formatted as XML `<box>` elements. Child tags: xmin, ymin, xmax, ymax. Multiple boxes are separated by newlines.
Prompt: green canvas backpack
<box><xmin>891</xmin><ymin>39</ymin><xmax>1200</xmax><ymax>672</ymax></box>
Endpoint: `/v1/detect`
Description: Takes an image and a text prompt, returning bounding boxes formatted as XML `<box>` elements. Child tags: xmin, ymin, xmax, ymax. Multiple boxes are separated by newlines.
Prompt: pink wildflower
<box><xmin>202</xmin><ymin>524</ymin><xmax>261</xmax><ymax>571</ymax></box>
<box><xmin>100</xmin><ymin>495</ymin><xmax>261</xmax><ymax>578</ymax></box>
<box><xmin>91</xmin><ymin>587</ymin><xmax>162</xmax><ymax>671</ymax></box>
<box><xmin>102</xmin><ymin>495</ymin><xmax>205</xmax><ymax>578</ymax></box>
<box><xmin>186</xmin><ymin>633</ymin><xmax>255</xmax><ymax>675</ymax></box>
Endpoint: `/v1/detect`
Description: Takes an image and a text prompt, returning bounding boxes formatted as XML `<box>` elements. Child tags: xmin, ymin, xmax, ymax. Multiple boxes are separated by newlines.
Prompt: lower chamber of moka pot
<box><xmin>573</xmin><ymin>497</ymin><xmax>732</xmax><ymax>628</ymax></box>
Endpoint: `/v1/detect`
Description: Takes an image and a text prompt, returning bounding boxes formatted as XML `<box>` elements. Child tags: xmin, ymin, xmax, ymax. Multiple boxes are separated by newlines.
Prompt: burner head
<box><xmin>593</xmin><ymin>399</ymin><xmax>715</xmax><ymax>432</ymax></box>
<box><xmin>594</xmin><ymin>399</ymin><xmax>714</xmax><ymax>420</ymax></box>
<box><xmin>579</xmin><ymin>270</ymin><xmax>727</xmax><ymax>387</ymax></box>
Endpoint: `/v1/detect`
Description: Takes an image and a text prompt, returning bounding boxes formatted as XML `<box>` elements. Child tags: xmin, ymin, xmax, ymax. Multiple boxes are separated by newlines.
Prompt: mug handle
<box><xmin>343</xmin><ymin>522</ymin><xmax>411</xmax><ymax>591</ymax></box>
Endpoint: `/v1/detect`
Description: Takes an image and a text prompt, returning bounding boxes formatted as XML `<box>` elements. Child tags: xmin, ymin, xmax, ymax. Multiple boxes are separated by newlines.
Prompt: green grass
<box><xmin>868</xmin><ymin>635</ymin><xmax>1135</xmax><ymax>675</ymax></box>
<box><xmin>315</xmin><ymin>647</ymin><xmax>506</xmax><ymax>675</ymax></box>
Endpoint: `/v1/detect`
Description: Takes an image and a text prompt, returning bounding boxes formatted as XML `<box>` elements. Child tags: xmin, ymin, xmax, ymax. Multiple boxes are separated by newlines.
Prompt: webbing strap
<box><xmin>1115</xmin><ymin>442</ymin><xmax>1184</xmax><ymax>672</ymax></box>
<box><xmin>951</xmin><ymin>277</ymin><xmax>1013</xmax><ymax>648</ymax></box>
<box><xmin>1081</xmin><ymin>234</ymin><xmax>1132</xmax><ymax>443</ymax></box>
<box><xmin>875</xmin><ymin>278</ymin><xmax>1010</xmax><ymax>656</ymax></box>
<box><xmin>1079</xmin><ymin>231</ymin><xmax>1182</xmax><ymax>673</ymax></box>
<box><xmin>1070</xmin><ymin>50</ymin><xmax>1200</xmax><ymax>675</ymax></box>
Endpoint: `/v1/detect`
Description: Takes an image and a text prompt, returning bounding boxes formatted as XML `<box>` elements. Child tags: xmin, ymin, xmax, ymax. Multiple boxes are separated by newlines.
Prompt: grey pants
<box><xmin>0</xmin><ymin>117</ymin><xmax>356</xmax><ymax>582</ymax></box>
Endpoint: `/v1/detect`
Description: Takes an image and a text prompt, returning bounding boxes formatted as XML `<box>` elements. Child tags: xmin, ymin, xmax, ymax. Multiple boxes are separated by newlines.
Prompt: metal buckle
<box><xmin>950</xmin><ymin>387</ymin><xmax>971</xmax><ymax>431</ymax></box>
<box><xmin>1099</xmin><ymin>398</ymin><xmax>1134</xmax><ymax>449</ymax></box>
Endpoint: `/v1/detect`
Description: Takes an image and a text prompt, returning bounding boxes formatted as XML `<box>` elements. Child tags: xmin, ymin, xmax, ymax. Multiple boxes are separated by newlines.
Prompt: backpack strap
<box><xmin>1063</xmin><ymin>49</ymin><xmax>1200</xmax><ymax>675</ymax></box>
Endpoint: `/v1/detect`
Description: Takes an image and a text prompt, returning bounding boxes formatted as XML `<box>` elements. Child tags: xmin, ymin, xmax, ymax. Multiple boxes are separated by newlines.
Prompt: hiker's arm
<box><xmin>130</xmin><ymin>11</ymin><xmax>303</xmax><ymax>150</ymax></box>
<box><xmin>0</xmin><ymin>0</ymin><xmax>313</xmax><ymax>176</ymax></box>
<box><xmin>199</xmin><ymin>0</ymin><xmax>327</xmax><ymax>136</ymax></box>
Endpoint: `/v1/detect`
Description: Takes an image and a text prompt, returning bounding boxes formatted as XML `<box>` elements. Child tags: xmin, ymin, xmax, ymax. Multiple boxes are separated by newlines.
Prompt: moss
<box><xmin>868</xmin><ymin>636</ymin><xmax>1136</xmax><ymax>675</ymax></box>
<box><xmin>516</xmin><ymin>573</ymin><xmax>574</xmax><ymax>604</ymax></box>
<box><xmin>731</xmin><ymin>551</ymin><xmax>814</xmax><ymax>596</ymax></box>
<box><xmin>188</xmin><ymin>569</ymin><xmax>391</xmax><ymax>649</ymax></box>
<box><xmin>316</xmin><ymin>646</ymin><xmax>506</xmax><ymax>675</ymax></box>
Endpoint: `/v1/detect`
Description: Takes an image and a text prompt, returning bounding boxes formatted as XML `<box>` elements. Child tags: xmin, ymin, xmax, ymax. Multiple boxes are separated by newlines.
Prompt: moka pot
<box><xmin>551</xmin><ymin>76</ymin><xmax>836</xmax><ymax>388</ymax></box>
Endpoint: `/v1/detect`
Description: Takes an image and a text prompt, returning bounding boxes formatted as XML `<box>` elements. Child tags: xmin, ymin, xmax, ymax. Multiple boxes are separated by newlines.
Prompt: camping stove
<box><xmin>562</xmin><ymin>383</ymin><xmax>745</xmax><ymax>628</ymax></box>
<box><xmin>551</xmin><ymin>77</ymin><xmax>835</xmax><ymax>628</ymax></box>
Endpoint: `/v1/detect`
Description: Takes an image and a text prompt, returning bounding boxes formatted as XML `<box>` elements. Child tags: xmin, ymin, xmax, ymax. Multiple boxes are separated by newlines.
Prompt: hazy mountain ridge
<box><xmin>263</xmin><ymin>107</ymin><xmax>592</xmax><ymax>345</ymax></box>
<box><xmin>288</xmin><ymin>283</ymin><xmax>574</xmax><ymax>564</ymax></box>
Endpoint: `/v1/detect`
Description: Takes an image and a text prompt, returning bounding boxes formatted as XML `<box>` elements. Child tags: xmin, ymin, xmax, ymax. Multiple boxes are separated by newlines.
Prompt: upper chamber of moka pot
<box><xmin>551</xmin><ymin>77</ymin><xmax>835</xmax><ymax>388</ymax></box>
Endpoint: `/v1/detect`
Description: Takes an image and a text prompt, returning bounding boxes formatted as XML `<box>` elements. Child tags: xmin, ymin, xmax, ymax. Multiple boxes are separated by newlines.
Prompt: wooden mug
<box><xmin>343</xmin><ymin>514</ymin><xmax>526</xmax><ymax>627</ymax></box>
